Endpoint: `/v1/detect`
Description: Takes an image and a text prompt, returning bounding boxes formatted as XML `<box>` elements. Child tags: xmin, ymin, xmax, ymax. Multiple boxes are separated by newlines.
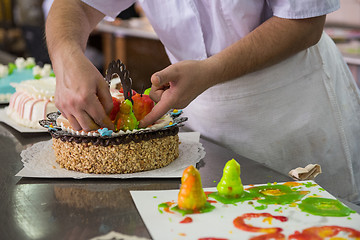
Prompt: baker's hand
<box><xmin>139</xmin><ymin>60</ymin><xmax>214</xmax><ymax>128</ymax></box>
<box><xmin>54</xmin><ymin>52</ymin><xmax>114</xmax><ymax>131</ymax></box>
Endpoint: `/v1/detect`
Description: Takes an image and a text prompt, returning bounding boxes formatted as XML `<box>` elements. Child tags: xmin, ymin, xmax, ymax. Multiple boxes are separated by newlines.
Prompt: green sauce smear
<box><xmin>298</xmin><ymin>197</ymin><xmax>353</xmax><ymax>217</ymax></box>
<box><xmin>171</xmin><ymin>202</ymin><xmax>215</xmax><ymax>216</ymax></box>
<box><xmin>248</xmin><ymin>184</ymin><xmax>309</xmax><ymax>205</ymax></box>
<box><xmin>302</xmin><ymin>182</ymin><xmax>317</xmax><ymax>188</ymax></box>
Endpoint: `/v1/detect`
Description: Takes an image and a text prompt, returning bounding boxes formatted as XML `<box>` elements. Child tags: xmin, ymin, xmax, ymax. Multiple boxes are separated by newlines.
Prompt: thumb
<box><xmin>151</xmin><ymin>65</ymin><xmax>176</xmax><ymax>87</ymax></box>
<box><xmin>139</xmin><ymin>98</ymin><xmax>172</xmax><ymax>128</ymax></box>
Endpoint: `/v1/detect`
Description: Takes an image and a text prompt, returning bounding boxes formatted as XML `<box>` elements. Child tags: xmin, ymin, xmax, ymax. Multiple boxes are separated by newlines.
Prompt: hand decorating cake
<box><xmin>40</xmin><ymin>60</ymin><xmax>186</xmax><ymax>174</ymax></box>
<box><xmin>0</xmin><ymin>57</ymin><xmax>55</xmax><ymax>102</ymax></box>
<box><xmin>6</xmin><ymin>77</ymin><xmax>57</xmax><ymax>129</ymax></box>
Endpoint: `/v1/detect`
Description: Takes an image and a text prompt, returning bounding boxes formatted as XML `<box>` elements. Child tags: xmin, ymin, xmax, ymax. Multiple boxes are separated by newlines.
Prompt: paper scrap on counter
<box><xmin>288</xmin><ymin>164</ymin><xmax>322</xmax><ymax>181</ymax></box>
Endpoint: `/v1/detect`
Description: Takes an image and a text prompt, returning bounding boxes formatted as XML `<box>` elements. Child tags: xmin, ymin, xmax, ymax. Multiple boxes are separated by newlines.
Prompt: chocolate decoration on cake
<box><xmin>39</xmin><ymin>111</ymin><xmax>187</xmax><ymax>147</ymax></box>
<box><xmin>105</xmin><ymin>59</ymin><xmax>133</xmax><ymax>102</ymax></box>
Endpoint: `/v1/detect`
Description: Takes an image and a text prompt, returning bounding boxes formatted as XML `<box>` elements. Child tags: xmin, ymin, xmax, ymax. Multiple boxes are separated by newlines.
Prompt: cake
<box><xmin>6</xmin><ymin>77</ymin><xmax>57</xmax><ymax>129</ymax></box>
<box><xmin>0</xmin><ymin>57</ymin><xmax>54</xmax><ymax>102</ymax></box>
<box><xmin>40</xmin><ymin>60</ymin><xmax>186</xmax><ymax>174</ymax></box>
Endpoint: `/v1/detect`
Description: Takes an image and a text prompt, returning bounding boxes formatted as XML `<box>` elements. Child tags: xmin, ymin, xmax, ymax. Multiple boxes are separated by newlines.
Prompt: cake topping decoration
<box><xmin>15</xmin><ymin>57</ymin><xmax>35</xmax><ymax>70</ymax></box>
<box><xmin>0</xmin><ymin>64</ymin><xmax>9</xmax><ymax>78</ymax></box>
<box><xmin>165</xmin><ymin>121</ymin><xmax>177</xmax><ymax>128</ymax></box>
<box><xmin>170</xmin><ymin>109</ymin><xmax>183</xmax><ymax>117</ymax></box>
<box><xmin>98</xmin><ymin>128</ymin><xmax>113</xmax><ymax>136</ymax></box>
<box><xmin>39</xmin><ymin>58</ymin><xmax>187</xmax><ymax>146</ymax></box>
<box><xmin>132</xmin><ymin>92</ymin><xmax>155</xmax><ymax>121</ymax></box>
<box><xmin>8</xmin><ymin>62</ymin><xmax>16</xmax><ymax>74</ymax></box>
<box><xmin>105</xmin><ymin>60</ymin><xmax>133</xmax><ymax>102</ymax></box>
<box><xmin>114</xmin><ymin>99</ymin><xmax>139</xmax><ymax>131</ymax></box>
<box><xmin>33</xmin><ymin>64</ymin><xmax>55</xmax><ymax>79</ymax></box>
<box><xmin>143</xmin><ymin>87</ymin><xmax>151</xmax><ymax>95</ymax></box>
<box><xmin>44</xmin><ymin>124</ymin><xmax>60</xmax><ymax>131</ymax></box>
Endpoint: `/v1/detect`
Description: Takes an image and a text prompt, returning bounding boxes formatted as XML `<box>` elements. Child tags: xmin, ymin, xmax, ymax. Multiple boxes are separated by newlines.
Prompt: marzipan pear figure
<box><xmin>114</xmin><ymin>99</ymin><xmax>139</xmax><ymax>131</ymax></box>
<box><xmin>178</xmin><ymin>165</ymin><xmax>207</xmax><ymax>211</ymax></box>
<box><xmin>217</xmin><ymin>159</ymin><xmax>244</xmax><ymax>198</ymax></box>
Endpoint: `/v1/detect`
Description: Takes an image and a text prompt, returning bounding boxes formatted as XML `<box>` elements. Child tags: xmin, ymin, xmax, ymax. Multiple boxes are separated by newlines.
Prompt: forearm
<box><xmin>45</xmin><ymin>0</ymin><xmax>104</xmax><ymax>64</ymax></box>
<box><xmin>205</xmin><ymin>16</ymin><xmax>326</xmax><ymax>87</ymax></box>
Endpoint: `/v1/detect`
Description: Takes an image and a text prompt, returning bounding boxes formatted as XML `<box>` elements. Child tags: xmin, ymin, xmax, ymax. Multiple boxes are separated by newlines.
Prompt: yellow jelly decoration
<box><xmin>217</xmin><ymin>159</ymin><xmax>244</xmax><ymax>198</ymax></box>
<box><xmin>178</xmin><ymin>165</ymin><xmax>207</xmax><ymax>211</ymax></box>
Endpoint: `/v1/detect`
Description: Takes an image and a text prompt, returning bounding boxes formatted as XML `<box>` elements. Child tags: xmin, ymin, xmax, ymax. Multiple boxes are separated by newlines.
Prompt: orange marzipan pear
<box><xmin>178</xmin><ymin>165</ymin><xmax>207</xmax><ymax>211</ymax></box>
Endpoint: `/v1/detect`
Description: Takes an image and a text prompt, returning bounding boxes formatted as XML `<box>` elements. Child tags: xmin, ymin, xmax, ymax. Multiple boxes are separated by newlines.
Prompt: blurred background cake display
<box><xmin>6</xmin><ymin>76</ymin><xmax>57</xmax><ymax>129</ymax></box>
<box><xmin>0</xmin><ymin>57</ymin><xmax>54</xmax><ymax>103</ymax></box>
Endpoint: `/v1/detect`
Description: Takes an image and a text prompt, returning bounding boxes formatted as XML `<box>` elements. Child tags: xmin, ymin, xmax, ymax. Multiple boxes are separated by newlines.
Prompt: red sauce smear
<box><xmin>289</xmin><ymin>226</ymin><xmax>360</xmax><ymax>239</ymax></box>
<box><xmin>204</xmin><ymin>191</ymin><xmax>214</xmax><ymax>196</ymax></box>
<box><xmin>198</xmin><ymin>238</ymin><xmax>228</xmax><ymax>240</ymax></box>
<box><xmin>158</xmin><ymin>201</ymin><xmax>175</xmax><ymax>214</ymax></box>
<box><xmin>233</xmin><ymin>213</ymin><xmax>288</xmax><ymax>233</ymax></box>
<box><xmin>205</xmin><ymin>191</ymin><xmax>217</xmax><ymax>203</ymax></box>
<box><xmin>180</xmin><ymin>216</ymin><xmax>193</xmax><ymax>224</ymax></box>
<box><xmin>250</xmin><ymin>233</ymin><xmax>285</xmax><ymax>240</ymax></box>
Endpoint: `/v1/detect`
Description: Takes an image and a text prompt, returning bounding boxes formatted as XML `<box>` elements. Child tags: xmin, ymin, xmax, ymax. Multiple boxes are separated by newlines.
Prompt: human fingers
<box><xmin>76</xmin><ymin>111</ymin><xmax>102</xmax><ymax>132</ymax></box>
<box><xmin>85</xmin><ymin>97</ymin><xmax>114</xmax><ymax>130</ymax></box>
<box><xmin>149</xmin><ymin>75</ymin><xmax>167</xmax><ymax>102</ymax></box>
<box><xmin>97</xmin><ymin>78</ymin><xmax>113</xmax><ymax>115</ymax></box>
<box><xmin>65</xmin><ymin>113</ymin><xmax>86</xmax><ymax>131</ymax></box>
<box><xmin>139</xmin><ymin>97</ymin><xmax>173</xmax><ymax>128</ymax></box>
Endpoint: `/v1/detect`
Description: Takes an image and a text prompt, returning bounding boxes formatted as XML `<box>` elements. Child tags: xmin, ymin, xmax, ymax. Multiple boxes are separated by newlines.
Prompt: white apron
<box><xmin>184</xmin><ymin>33</ymin><xmax>360</xmax><ymax>203</ymax></box>
<box><xmin>80</xmin><ymin>0</ymin><xmax>358</xmax><ymax>202</ymax></box>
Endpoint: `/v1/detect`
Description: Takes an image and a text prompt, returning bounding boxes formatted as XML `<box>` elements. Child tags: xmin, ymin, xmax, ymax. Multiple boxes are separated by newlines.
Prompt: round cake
<box><xmin>6</xmin><ymin>77</ymin><xmax>57</xmax><ymax>129</ymax></box>
<box><xmin>40</xmin><ymin>60</ymin><xmax>186</xmax><ymax>174</ymax></box>
<box><xmin>41</xmin><ymin>109</ymin><xmax>184</xmax><ymax>174</ymax></box>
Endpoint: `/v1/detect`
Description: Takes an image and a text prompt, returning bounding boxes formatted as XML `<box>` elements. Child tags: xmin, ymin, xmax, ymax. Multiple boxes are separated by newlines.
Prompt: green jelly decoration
<box><xmin>115</xmin><ymin>99</ymin><xmax>139</xmax><ymax>131</ymax></box>
<box><xmin>25</xmin><ymin>63</ymin><xmax>35</xmax><ymax>69</ymax></box>
<box><xmin>298</xmin><ymin>197</ymin><xmax>353</xmax><ymax>217</ymax></box>
<box><xmin>8</xmin><ymin>63</ymin><xmax>16</xmax><ymax>75</ymax></box>
<box><xmin>217</xmin><ymin>159</ymin><xmax>244</xmax><ymax>198</ymax></box>
<box><xmin>143</xmin><ymin>88</ymin><xmax>151</xmax><ymax>95</ymax></box>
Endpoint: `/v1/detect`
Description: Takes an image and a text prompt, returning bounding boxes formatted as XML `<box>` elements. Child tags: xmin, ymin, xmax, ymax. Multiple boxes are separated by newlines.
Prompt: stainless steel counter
<box><xmin>0</xmin><ymin>111</ymin><xmax>358</xmax><ymax>239</ymax></box>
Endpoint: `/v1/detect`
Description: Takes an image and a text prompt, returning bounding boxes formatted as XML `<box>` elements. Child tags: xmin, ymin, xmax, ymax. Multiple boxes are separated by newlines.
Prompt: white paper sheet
<box><xmin>131</xmin><ymin>181</ymin><xmax>360</xmax><ymax>240</ymax></box>
<box><xmin>16</xmin><ymin>132</ymin><xmax>205</xmax><ymax>179</ymax></box>
<box><xmin>0</xmin><ymin>108</ymin><xmax>48</xmax><ymax>133</ymax></box>
<box><xmin>89</xmin><ymin>231</ymin><xmax>150</xmax><ymax>240</ymax></box>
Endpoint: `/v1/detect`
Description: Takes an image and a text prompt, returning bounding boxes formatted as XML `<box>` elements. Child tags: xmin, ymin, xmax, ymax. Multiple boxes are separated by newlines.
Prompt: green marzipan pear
<box><xmin>217</xmin><ymin>159</ymin><xmax>244</xmax><ymax>198</ymax></box>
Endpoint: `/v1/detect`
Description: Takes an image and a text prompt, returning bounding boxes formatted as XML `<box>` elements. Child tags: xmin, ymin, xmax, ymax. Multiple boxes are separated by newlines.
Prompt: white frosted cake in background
<box><xmin>0</xmin><ymin>57</ymin><xmax>54</xmax><ymax>103</ymax></box>
<box><xmin>6</xmin><ymin>77</ymin><xmax>57</xmax><ymax>129</ymax></box>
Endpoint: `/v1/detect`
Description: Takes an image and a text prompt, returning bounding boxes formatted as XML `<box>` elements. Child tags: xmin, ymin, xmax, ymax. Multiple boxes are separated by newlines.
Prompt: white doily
<box><xmin>19</xmin><ymin>132</ymin><xmax>205</xmax><ymax>178</ymax></box>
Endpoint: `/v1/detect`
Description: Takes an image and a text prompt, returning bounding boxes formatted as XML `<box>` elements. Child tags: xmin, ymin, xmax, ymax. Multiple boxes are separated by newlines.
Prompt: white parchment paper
<box><xmin>0</xmin><ymin>108</ymin><xmax>48</xmax><ymax>133</ymax></box>
<box><xmin>131</xmin><ymin>181</ymin><xmax>360</xmax><ymax>240</ymax></box>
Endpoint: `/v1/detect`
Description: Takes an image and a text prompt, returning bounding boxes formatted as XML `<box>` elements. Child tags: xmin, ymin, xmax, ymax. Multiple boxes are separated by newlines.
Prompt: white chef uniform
<box><xmin>82</xmin><ymin>0</ymin><xmax>360</xmax><ymax>204</ymax></box>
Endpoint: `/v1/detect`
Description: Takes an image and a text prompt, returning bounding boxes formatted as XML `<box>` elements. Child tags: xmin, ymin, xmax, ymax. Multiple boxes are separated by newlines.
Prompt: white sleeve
<box><xmin>267</xmin><ymin>0</ymin><xmax>340</xmax><ymax>19</ymax></box>
<box><xmin>82</xmin><ymin>0</ymin><xmax>137</xmax><ymax>20</ymax></box>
